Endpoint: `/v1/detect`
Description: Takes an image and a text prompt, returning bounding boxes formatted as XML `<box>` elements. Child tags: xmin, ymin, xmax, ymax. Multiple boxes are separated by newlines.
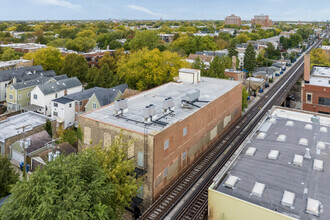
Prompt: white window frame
<box><xmin>306</xmin><ymin>93</ymin><xmax>312</xmax><ymax>104</ymax></box>
<box><xmin>9</xmin><ymin>94</ymin><xmax>13</xmax><ymax>100</ymax></box>
<box><xmin>53</xmin><ymin>111</ymin><xmax>58</xmax><ymax>117</ymax></box>
<box><xmin>92</xmin><ymin>102</ymin><xmax>97</xmax><ymax>109</ymax></box>
<box><xmin>33</xmin><ymin>94</ymin><xmax>37</xmax><ymax>99</ymax></box>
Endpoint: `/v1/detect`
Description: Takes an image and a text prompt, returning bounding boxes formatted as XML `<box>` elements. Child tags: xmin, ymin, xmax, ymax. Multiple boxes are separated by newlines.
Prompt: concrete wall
<box><xmin>208</xmin><ymin>186</ymin><xmax>294</xmax><ymax>220</ymax></box>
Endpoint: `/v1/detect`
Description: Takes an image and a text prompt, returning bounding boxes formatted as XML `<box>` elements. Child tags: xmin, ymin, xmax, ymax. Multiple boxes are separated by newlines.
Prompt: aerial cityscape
<box><xmin>0</xmin><ymin>1</ymin><xmax>329</xmax><ymax>219</ymax></box>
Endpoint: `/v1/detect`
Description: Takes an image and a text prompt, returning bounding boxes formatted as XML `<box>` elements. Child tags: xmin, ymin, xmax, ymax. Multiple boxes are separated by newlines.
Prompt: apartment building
<box><xmin>225</xmin><ymin>14</ymin><xmax>241</xmax><ymax>26</ymax></box>
<box><xmin>251</xmin><ymin>14</ymin><xmax>272</xmax><ymax>27</ymax></box>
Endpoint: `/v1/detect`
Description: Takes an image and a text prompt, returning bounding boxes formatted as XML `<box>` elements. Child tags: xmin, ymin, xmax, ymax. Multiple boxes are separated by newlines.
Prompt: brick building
<box><xmin>301</xmin><ymin>55</ymin><xmax>330</xmax><ymax>114</ymax></box>
<box><xmin>225</xmin><ymin>14</ymin><xmax>242</xmax><ymax>26</ymax></box>
<box><xmin>79</xmin><ymin>68</ymin><xmax>242</xmax><ymax>216</ymax></box>
<box><xmin>83</xmin><ymin>50</ymin><xmax>116</xmax><ymax>67</ymax></box>
<box><xmin>251</xmin><ymin>14</ymin><xmax>272</xmax><ymax>27</ymax></box>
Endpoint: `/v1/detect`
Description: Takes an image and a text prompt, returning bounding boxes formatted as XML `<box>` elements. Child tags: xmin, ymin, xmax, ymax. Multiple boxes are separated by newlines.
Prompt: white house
<box><xmin>51</xmin><ymin>97</ymin><xmax>75</xmax><ymax>128</ymax></box>
<box><xmin>30</xmin><ymin>77</ymin><xmax>82</xmax><ymax>116</ymax></box>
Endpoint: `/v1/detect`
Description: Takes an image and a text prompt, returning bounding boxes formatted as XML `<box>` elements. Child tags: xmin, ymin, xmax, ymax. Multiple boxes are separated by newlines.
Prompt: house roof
<box><xmin>52</xmin><ymin>97</ymin><xmax>73</xmax><ymax>104</ymax></box>
<box><xmin>37</xmin><ymin>142</ymin><xmax>76</xmax><ymax>162</ymax></box>
<box><xmin>0</xmin><ymin>65</ymin><xmax>48</xmax><ymax>82</ymax></box>
<box><xmin>37</xmin><ymin>77</ymin><xmax>82</xmax><ymax>95</ymax></box>
<box><xmin>187</xmin><ymin>54</ymin><xmax>214</xmax><ymax>63</ymax></box>
<box><xmin>24</xmin><ymin>130</ymin><xmax>52</xmax><ymax>154</ymax></box>
<box><xmin>12</xmin><ymin>77</ymin><xmax>53</xmax><ymax>90</ymax></box>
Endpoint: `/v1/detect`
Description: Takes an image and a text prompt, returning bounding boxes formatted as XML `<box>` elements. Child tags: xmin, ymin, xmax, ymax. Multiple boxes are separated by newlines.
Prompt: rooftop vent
<box><xmin>293</xmin><ymin>154</ymin><xmax>304</xmax><ymax>166</ymax></box>
<box><xmin>246</xmin><ymin>147</ymin><xmax>256</xmax><ymax>156</ymax></box>
<box><xmin>142</xmin><ymin>104</ymin><xmax>157</xmax><ymax>123</ymax></box>
<box><xmin>299</xmin><ymin>138</ymin><xmax>308</xmax><ymax>146</ymax></box>
<box><xmin>257</xmin><ymin>132</ymin><xmax>266</xmax><ymax>139</ymax></box>
<box><xmin>162</xmin><ymin>97</ymin><xmax>175</xmax><ymax>113</ymax></box>
<box><xmin>281</xmin><ymin>191</ymin><xmax>295</xmax><ymax>207</ymax></box>
<box><xmin>313</xmin><ymin>159</ymin><xmax>324</xmax><ymax>171</ymax></box>
<box><xmin>251</xmin><ymin>182</ymin><xmax>265</xmax><ymax>197</ymax></box>
<box><xmin>311</xmin><ymin>115</ymin><xmax>320</xmax><ymax>124</ymax></box>
<box><xmin>268</xmin><ymin>150</ymin><xmax>279</xmax><ymax>160</ymax></box>
<box><xmin>304</xmin><ymin>148</ymin><xmax>311</xmax><ymax>159</ymax></box>
<box><xmin>268</xmin><ymin>118</ymin><xmax>276</xmax><ymax>124</ymax></box>
<box><xmin>114</xmin><ymin>99</ymin><xmax>128</xmax><ymax>115</ymax></box>
<box><xmin>285</xmin><ymin>121</ymin><xmax>294</xmax><ymax>127</ymax></box>
<box><xmin>56</xmin><ymin>82</ymin><xmax>59</xmax><ymax>85</ymax></box>
<box><xmin>224</xmin><ymin>175</ymin><xmax>239</xmax><ymax>189</ymax></box>
<box><xmin>306</xmin><ymin>198</ymin><xmax>321</xmax><ymax>216</ymax></box>
<box><xmin>305</xmin><ymin>124</ymin><xmax>313</xmax><ymax>130</ymax></box>
<box><xmin>320</xmin><ymin>127</ymin><xmax>327</xmax><ymax>133</ymax></box>
<box><xmin>316</xmin><ymin>141</ymin><xmax>325</xmax><ymax>150</ymax></box>
<box><xmin>277</xmin><ymin>134</ymin><xmax>286</xmax><ymax>142</ymax></box>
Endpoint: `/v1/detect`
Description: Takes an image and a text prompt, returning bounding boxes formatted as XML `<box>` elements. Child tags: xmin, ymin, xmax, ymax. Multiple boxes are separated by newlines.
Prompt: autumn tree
<box><xmin>23</xmin><ymin>47</ymin><xmax>63</xmax><ymax>73</ymax></box>
<box><xmin>129</xmin><ymin>30</ymin><xmax>159</xmax><ymax>51</ymax></box>
<box><xmin>310</xmin><ymin>48</ymin><xmax>330</xmax><ymax>68</ymax></box>
<box><xmin>118</xmin><ymin>48</ymin><xmax>186</xmax><ymax>90</ymax></box>
<box><xmin>86</xmin><ymin>66</ymin><xmax>100</xmax><ymax>88</ymax></box>
<box><xmin>0</xmin><ymin>155</ymin><xmax>19</xmax><ymax>198</ymax></box>
<box><xmin>61</xmin><ymin>53</ymin><xmax>89</xmax><ymax>82</ymax></box>
<box><xmin>66</xmin><ymin>37</ymin><xmax>96</xmax><ymax>52</ymax></box>
<box><xmin>0</xmin><ymin>47</ymin><xmax>19</xmax><ymax>61</ymax></box>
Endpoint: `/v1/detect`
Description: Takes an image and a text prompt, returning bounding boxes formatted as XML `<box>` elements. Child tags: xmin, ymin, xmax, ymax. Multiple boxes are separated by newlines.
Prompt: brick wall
<box><xmin>301</xmin><ymin>83</ymin><xmax>330</xmax><ymax>114</ymax></box>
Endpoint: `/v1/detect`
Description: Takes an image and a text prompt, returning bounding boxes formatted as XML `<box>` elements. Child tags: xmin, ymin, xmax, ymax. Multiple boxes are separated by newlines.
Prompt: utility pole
<box><xmin>16</xmin><ymin>124</ymin><xmax>31</xmax><ymax>179</ymax></box>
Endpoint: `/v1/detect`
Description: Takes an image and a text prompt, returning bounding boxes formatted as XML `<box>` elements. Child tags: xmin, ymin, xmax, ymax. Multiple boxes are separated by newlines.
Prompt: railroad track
<box><xmin>139</xmin><ymin>38</ymin><xmax>324</xmax><ymax>220</ymax></box>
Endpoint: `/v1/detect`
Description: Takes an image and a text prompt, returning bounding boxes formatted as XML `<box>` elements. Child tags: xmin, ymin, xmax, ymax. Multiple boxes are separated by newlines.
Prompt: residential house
<box><xmin>6</xmin><ymin>75</ymin><xmax>68</xmax><ymax>112</ymax></box>
<box><xmin>0</xmin><ymin>65</ymin><xmax>54</xmax><ymax>102</ymax></box>
<box><xmin>186</xmin><ymin>54</ymin><xmax>214</xmax><ymax>68</ymax></box>
<box><xmin>51</xmin><ymin>84</ymin><xmax>128</xmax><ymax>128</ymax></box>
<box><xmin>0</xmin><ymin>111</ymin><xmax>55</xmax><ymax>157</ymax></box>
<box><xmin>30</xmin><ymin>77</ymin><xmax>82</xmax><ymax>116</ymax></box>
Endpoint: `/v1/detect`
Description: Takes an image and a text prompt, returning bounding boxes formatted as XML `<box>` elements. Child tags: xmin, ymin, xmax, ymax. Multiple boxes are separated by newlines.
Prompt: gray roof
<box><xmin>216</xmin><ymin>107</ymin><xmax>330</xmax><ymax>220</ymax></box>
<box><xmin>25</xmin><ymin>130</ymin><xmax>51</xmax><ymax>154</ymax></box>
<box><xmin>12</xmin><ymin>74</ymin><xmax>68</xmax><ymax>90</ymax></box>
<box><xmin>0</xmin><ymin>112</ymin><xmax>52</xmax><ymax>143</ymax></box>
<box><xmin>81</xmin><ymin>77</ymin><xmax>240</xmax><ymax>134</ymax></box>
<box><xmin>38</xmin><ymin>77</ymin><xmax>82</xmax><ymax>95</ymax></box>
<box><xmin>52</xmin><ymin>97</ymin><xmax>73</xmax><ymax>104</ymax></box>
<box><xmin>0</xmin><ymin>65</ymin><xmax>51</xmax><ymax>82</ymax></box>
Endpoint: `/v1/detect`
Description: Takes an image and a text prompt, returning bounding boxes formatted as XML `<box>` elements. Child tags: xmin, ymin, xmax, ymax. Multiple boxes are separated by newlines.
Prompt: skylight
<box><xmin>251</xmin><ymin>182</ymin><xmax>265</xmax><ymax>197</ymax></box>
<box><xmin>320</xmin><ymin>127</ymin><xmax>327</xmax><ymax>133</ymax></box>
<box><xmin>246</xmin><ymin>147</ymin><xmax>257</xmax><ymax>156</ymax></box>
<box><xmin>304</xmin><ymin>124</ymin><xmax>313</xmax><ymax>130</ymax></box>
<box><xmin>268</xmin><ymin>150</ymin><xmax>279</xmax><ymax>160</ymax></box>
<box><xmin>313</xmin><ymin>159</ymin><xmax>324</xmax><ymax>171</ymax></box>
<box><xmin>268</xmin><ymin>118</ymin><xmax>276</xmax><ymax>124</ymax></box>
<box><xmin>285</xmin><ymin>121</ymin><xmax>294</xmax><ymax>127</ymax></box>
<box><xmin>306</xmin><ymin>198</ymin><xmax>320</xmax><ymax>216</ymax></box>
<box><xmin>277</xmin><ymin>134</ymin><xmax>286</xmax><ymax>142</ymax></box>
<box><xmin>281</xmin><ymin>191</ymin><xmax>295</xmax><ymax>207</ymax></box>
<box><xmin>299</xmin><ymin>138</ymin><xmax>308</xmax><ymax>146</ymax></box>
<box><xmin>316</xmin><ymin>141</ymin><xmax>325</xmax><ymax>150</ymax></box>
<box><xmin>224</xmin><ymin>175</ymin><xmax>239</xmax><ymax>189</ymax></box>
<box><xmin>257</xmin><ymin>132</ymin><xmax>266</xmax><ymax>139</ymax></box>
<box><xmin>293</xmin><ymin>154</ymin><xmax>304</xmax><ymax>166</ymax></box>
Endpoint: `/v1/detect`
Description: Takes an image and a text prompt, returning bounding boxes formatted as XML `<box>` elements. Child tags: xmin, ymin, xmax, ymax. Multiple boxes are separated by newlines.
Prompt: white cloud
<box><xmin>127</xmin><ymin>5</ymin><xmax>162</xmax><ymax>17</ymax></box>
<box><xmin>33</xmin><ymin>0</ymin><xmax>81</xmax><ymax>10</ymax></box>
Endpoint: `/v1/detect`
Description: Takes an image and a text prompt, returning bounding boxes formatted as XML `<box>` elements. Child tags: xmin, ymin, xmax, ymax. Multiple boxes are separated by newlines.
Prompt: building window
<box><xmin>53</xmin><ymin>111</ymin><xmax>58</xmax><ymax>116</ymax></box>
<box><xmin>18</xmin><ymin>104</ymin><xmax>21</xmax><ymax>110</ymax></box>
<box><xmin>183</xmin><ymin>127</ymin><xmax>187</xmax><ymax>136</ymax></box>
<box><xmin>137</xmin><ymin>152</ymin><xmax>144</xmax><ymax>168</ymax></box>
<box><xmin>182</xmin><ymin>152</ymin><xmax>187</xmax><ymax>161</ymax></box>
<box><xmin>137</xmin><ymin>185</ymin><xmax>143</xmax><ymax>198</ymax></box>
<box><xmin>163</xmin><ymin>167</ymin><xmax>168</xmax><ymax>178</ymax></box>
<box><xmin>306</xmin><ymin>93</ymin><xmax>312</xmax><ymax>103</ymax></box>
<box><xmin>164</xmin><ymin>139</ymin><xmax>169</xmax><ymax>150</ymax></box>
<box><xmin>69</xmin><ymin>103</ymin><xmax>72</xmax><ymax>108</ymax></box>
<box><xmin>27</xmin><ymin>101</ymin><xmax>30</xmax><ymax>105</ymax></box>
<box><xmin>9</xmin><ymin>94</ymin><xmax>13</xmax><ymax>100</ymax></box>
<box><xmin>55</xmin><ymin>93</ymin><xmax>58</xmax><ymax>98</ymax></box>
<box><xmin>18</xmin><ymin>94</ymin><xmax>21</xmax><ymax>100</ymax></box>
<box><xmin>33</xmin><ymin>94</ymin><xmax>37</xmax><ymax>99</ymax></box>
<box><xmin>5</xmin><ymin>83</ymin><xmax>7</xmax><ymax>88</ymax></box>
<box><xmin>319</xmin><ymin>97</ymin><xmax>330</xmax><ymax>106</ymax></box>
<box><xmin>79</xmin><ymin>101</ymin><xmax>82</xmax><ymax>106</ymax></box>
<box><xmin>27</xmin><ymin>92</ymin><xmax>30</xmax><ymax>98</ymax></box>
<box><xmin>92</xmin><ymin>102</ymin><xmax>97</xmax><ymax>109</ymax></box>
<box><xmin>10</xmin><ymin>86</ymin><xmax>12</xmax><ymax>90</ymax></box>
<box><xmin>54</xmin><ymin>103</ymin><xmax>58</xmax><ymax>107</ymax></box>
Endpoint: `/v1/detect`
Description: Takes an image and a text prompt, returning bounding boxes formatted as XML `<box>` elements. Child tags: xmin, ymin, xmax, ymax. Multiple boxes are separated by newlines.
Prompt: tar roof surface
<box><xmin>0</xmin><ymin>112</ymin><xmax>51</xmax><ymax>143</ymax></box>
<box><xmin>82</xmin><ymin>77</ymin><xmax>240</xmax><ymax>134</ymax></box>
<box><xmin>216</xmin><ymin>108</ymin><xmax>330</xmax><ymax>220</ymax></box>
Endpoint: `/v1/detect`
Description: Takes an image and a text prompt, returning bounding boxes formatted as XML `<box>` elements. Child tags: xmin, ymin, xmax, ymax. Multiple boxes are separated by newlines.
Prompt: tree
<box><xmin>310</xmin><ymin>48</ymin><xmax>330</xmax><ymax>68</ymax></box>
<box><xmin>0</xmin><ymin>155</ymin><xmax>19</xmax><ymax>198</ymax></box>
<box><xmin>59</xmin><ymin>27</ymin><xmax>77</xmax><ymax>39</ymax></box>
<box><xmin>235</xmin><ymin>33</ymin><xmax>250</xmax><ymax>44</ymax></box>
<box><xmin>265</xmin><ymin>43</ymin><xmax>280</xmax><ymax>60</ymax></box>
<box><xmin>289</xmin><ymin>34</ymin><xmax>303</xmax><ymax>48</ymax></box>
<box><xmin>170</xmin><ymin>35</ymin><xmax>195</xmax><ymax>55</ymax></box>
<box><xmin>228</xmin><ymin>39</ymin><xmax>238</xmax><ymax>58</ymax></box>
<box><xmin>242</xmin><ymin>86</ymin><xmax>249</xmax><ymax>111</ymax></box>
<box><xmin>98</xmin><ymin>64</ymin><xmax>117</xmax><ymax>88</ymax></box>
<box><xmin>47</xmin><ymin>38</ymin><xmax>69</xmax><ymax>48</ymax></box>
<box><xmin>0</xmin><ymin>152</ymin><xmax>117</xmax><ymax>219</ymax></box>
<box><xmin>61</xmin><ymin>53</ymin><xmax>89</xmax><ymax>82</ymax></box>
<box><xmin>129</xmin><ymin>30</ymin><xmax>159</xmax><ymax>51</ymax></box>
<box><xmin>244</xmin><ymin>43</ymin><xmax>256</xmax><ymax>73</ymax></box>
<box><xmin>0</xmin><ymin>47</ymin><xmax>19</xmax><ymax>61</ymax></box>
<box><xmin>44</xmin><ymin>119</ymin><xmax>53</xmax><ymax>137</ymax></box>
<box><xmin>118</xmin><ymin>48</ymin><xmax>186</xmax><ymax>90</ymax></box>
<box><xmin>66</xmin><ymin>37</ymin><xmax>96</xmax><ymax>52</ymax></box>
<box><xmin>206</xmin><ymin>56</ymin><xmax>229</xmax><ymax>78</ymax></box>
<box><xmin>77</xmin><ymin>29</ymin><xmax>97</xmax><ymax>39</ymax></box>
<box><xmin>58</xmin><ymin>126</ymin><xmax>83</xmax><ymax>147</ymax></box>
<box><xmin>86</xmin><ymin>66</ymin><xmax>100</xmax><ymax>88</ymax></box>
<box><xmin>23</xmin><ymin>47</ymin><xmax>63</xmax><ymax>73</ymax></box>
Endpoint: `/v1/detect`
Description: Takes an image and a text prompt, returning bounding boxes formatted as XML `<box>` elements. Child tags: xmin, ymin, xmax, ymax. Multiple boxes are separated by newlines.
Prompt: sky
<box><xmin>0</xmin><ymin>0</ymin><xmax>329</xmax><ymax>21</ymax></box>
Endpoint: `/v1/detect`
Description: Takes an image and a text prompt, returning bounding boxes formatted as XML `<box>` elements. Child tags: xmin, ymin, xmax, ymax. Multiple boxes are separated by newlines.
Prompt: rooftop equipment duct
<box><xmin>114</xmin><ymin>99</ymin><xmax>128</xmax><ymax>115</ymax></box>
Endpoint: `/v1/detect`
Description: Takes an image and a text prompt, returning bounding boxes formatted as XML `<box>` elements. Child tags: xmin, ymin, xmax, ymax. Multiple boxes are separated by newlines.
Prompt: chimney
<box><xmin>304</xmin><ymin>54</ymin><xmax>310</xmax><ymax>83</ymax></box>
<box><xmin>232</xmin><ymin>56</ymin><xmax>237</xmax><ymax>70</ymax></box>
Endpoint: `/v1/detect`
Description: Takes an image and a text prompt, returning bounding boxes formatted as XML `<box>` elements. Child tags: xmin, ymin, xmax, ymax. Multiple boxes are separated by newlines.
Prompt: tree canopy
<box><xmin>118</xmin><ymin>48</ymin><xmax>186</xmax><ymax>90</ymax></box>
<box><xmin>0</xmin><ymin>155</ymin><xmax>19</xmax><ymax>198</ymax></box>
<box><xmin>61</xmin><ymin>53</ymin><xmax>89</xmax><ymax>82</ymax></box>
<box><xmin>244</xmin><ymin>43</ymin><xmax>256</xmax><ymax>73</ymax></box>
<box><xmin>66</xmin><ymin>37</ymin><xmax>96</xmax><ymax>52</ymax></box>
<box><xmin>129</xmin><ymin>30</ymin><xmax>159</xmax><ymax>51</ymax></box>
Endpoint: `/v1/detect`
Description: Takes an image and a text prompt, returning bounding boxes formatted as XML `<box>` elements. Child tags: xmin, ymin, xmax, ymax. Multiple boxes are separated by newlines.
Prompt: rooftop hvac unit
<box><xmin>162</xmin><ymin>97</ymin><xmax>175</xmax><ymax>113</ymax></box>
<box><xmin>311</xmin><ymin>115</ymin><xmax>320</xmax><ymax>124</ymax></box>
<box><xmin>142</xmin><ymin>104</ymin><xmax>157</xmax><ymax>122</ymax></box>
<box><xmin>183</xmin><ymin>89</ymin><xmax>200</xmax><ymax>103</ymax></box>
<box><xmin>114</xmin><ymin>99</ymin><xmax>128</xmax><ymax>115</ymax></box>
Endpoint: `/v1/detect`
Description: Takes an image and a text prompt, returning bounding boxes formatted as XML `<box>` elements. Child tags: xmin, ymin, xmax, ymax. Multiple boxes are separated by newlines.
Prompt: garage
<box><xmin>12</xmin><ymin>149</ymin><xmax>24</xmax><ymax>163</ymax></box>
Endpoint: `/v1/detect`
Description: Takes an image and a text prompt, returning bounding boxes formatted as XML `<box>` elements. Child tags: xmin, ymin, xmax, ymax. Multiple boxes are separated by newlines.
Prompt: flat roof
<box><xmin>310</xmin><ymin>66</ymin><xmax>330</xmax><ymax>87</ymax></box>
<box><xmin>0</xmin><ymin>112</ymin><xmax>51</xmax><ymax>143</ymax></box>
<box><xmin>215</xmin><ymin>107</ymin><xmax>330</xmax><ymax>219</ymax></box>
<box><xmin>0</xmin><ymin>59</ymin><xmax>31</xmax><ymax>68</ymax></box>
<box><xmin>81</xmin><ymin>77</ymin><xmax>240</xmax><ymax>134</ymax></box>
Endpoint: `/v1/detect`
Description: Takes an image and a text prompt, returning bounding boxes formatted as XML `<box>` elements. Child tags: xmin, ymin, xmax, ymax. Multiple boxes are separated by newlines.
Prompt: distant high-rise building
<box><xmin>225</xmin><ymin>14</ymin><xmax>241</xmax><ymax>26</ymax></box>
<box><xmin>251</xmin><ymin>14</ymin><xmax>272</xmax><ymax>27</ymax></box>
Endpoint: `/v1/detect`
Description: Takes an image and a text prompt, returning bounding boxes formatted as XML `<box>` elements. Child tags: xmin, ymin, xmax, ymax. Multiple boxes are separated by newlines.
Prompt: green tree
<box><xmin>228</xmin><ymin>39</ymin><xmax>238</xmax><ymax>58</ymax></box>
<box><xmin>265</xmin><ymin>43</ymin><xmax>280</xmax><ymax>59</ymax></box>
<box><xmin>242</xmin><ymin>86</ymin><xmax>249</xmax><ymax>111</ymax></box>
<box><xmin>61</xmin><ymin>53</ymin><xmax>89</xmax><ymax>82</ymax></box>
<box><xmin>1</xmin><ymin>47</ymin><xmax>19</xmax><ymax>61</ymax></box>
<box><xmin>118</xmin><ymin>48</ymin><xmax>186</xmax><ymax>90</ymax></box>
<box><xmin>289</xmin><ymin>34</ymin><xmax>303</xmax><ymax>48</ymax></box>
<box><xmin>244</xmin><ymin>43</ymin><xmax>256</xmax><ymax>73</ymax></box>
<box><xmin>77</xmin><ymin>29</ymin><xmax>97</xmax><ymax>39</ymax></box>
<box><xmin>0</xmin><ymin>152</ymin><xmax>117</xmax><ymax>219</ymax></box>
<box><xmin>66</xmin><ymin>37</ymin><xmax>96</xmax><ymax>52</ymax></box>
<box><xmin>98</xmin><ymin>64</ymin><xmax>117</xmax><ymax>88</ymax></box>
<box><xmin>235</xmin><ymin>33</ymin><xmax>250</xmax><ymax>44</ymax></box>
<box><xmin>129</xmin><ymin>30</ymin><xmax>159</xmax><ymax>51</ymax></box>
<box><xmin>206</xmin><ymin>56</ymin><xmax>228</xmax><ymax>78</ymax></box>
<box><xmin>23</xmin><ymin>47</ymin><xmax>63</xmax><ymax>73</ymax></box>
<box><xmin>59</xmin><ymin>27</ymin><xmax>77</xmax><ymax>39</ymax></box>
<box><xmin>0</xmin><ymin>155</ymin><xmax>19</xmax><ymax>198</ymax></box>
<box><xmin>310</xmin><ymin>48</ymin><xmax>330</xmax><ymax>68</ymax></box>
<box><xmin>170</xmin><ymin>35</ymin><xmax>195</xmax><ymax>55</ymax></box>
<box><xmin>86</xmin><ymin>66</ymin><xmax>100</xmax><ymax>88</ymax></box>
<box><xmin>44</xmin><ymin>119</ymin><xmax>53</xmax><ymax>137</ymax></box>
<box><xmin>47</xmin><ymin>38</ymin><xmax>69</xmax><ymax>48</ymax></box>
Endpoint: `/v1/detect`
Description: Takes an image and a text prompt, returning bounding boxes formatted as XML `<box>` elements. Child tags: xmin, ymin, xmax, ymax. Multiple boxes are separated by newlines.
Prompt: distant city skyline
<box><xmin>1</xmin><ymin>0</ymin><xmax>329</xmax><ymax>21</ymax></box>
